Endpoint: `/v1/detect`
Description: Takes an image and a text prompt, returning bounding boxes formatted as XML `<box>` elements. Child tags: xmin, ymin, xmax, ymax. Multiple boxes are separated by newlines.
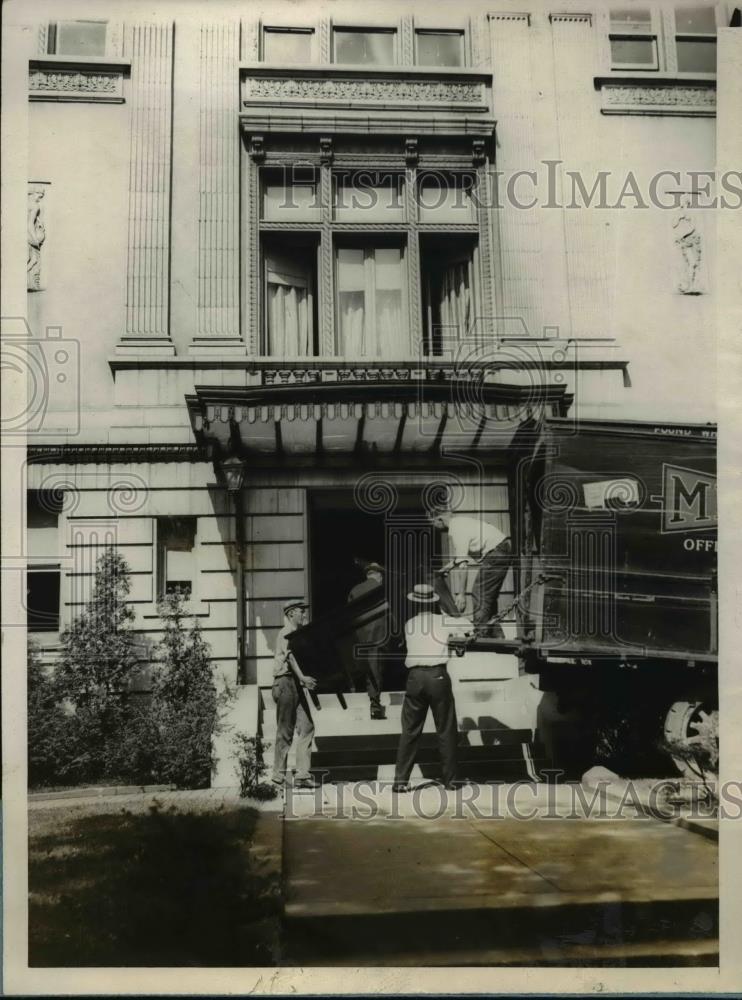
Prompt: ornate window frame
<box><xmin>30</xmin><ymin>19</ymin><xmax>128</xmax><ymax>104</ymax></box>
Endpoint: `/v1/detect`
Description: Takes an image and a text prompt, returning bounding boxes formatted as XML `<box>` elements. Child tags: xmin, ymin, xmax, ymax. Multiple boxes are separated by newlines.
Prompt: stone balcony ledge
<box><xmin>29</xmin><ymin>55</ymin><xmax>130</xmax><ymax>103</ymax></box>
<box><xmin>239</xmin><ymin>62</ymin><xmax>494</xmax><ymax>136</ymax></box>
<box><xmin>110</xmin><ymin>343</ymin><xmax>628</xmax><ymax>380</ymax></box>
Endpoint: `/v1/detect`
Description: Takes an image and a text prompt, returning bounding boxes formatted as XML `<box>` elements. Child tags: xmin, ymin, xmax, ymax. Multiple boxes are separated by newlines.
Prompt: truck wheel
<box><xmin>663</xmin><ymin>701</ymin><xmax>719</xmax><ymax>780</ymax></box>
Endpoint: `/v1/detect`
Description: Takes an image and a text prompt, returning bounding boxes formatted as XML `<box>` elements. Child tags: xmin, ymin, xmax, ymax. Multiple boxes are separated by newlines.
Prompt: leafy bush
<box><xmin>27</xmin><ymin>640</ymin><xmax>75</xmax><ymax>787</ymax></box>
<box><xmin>150</xmin><ymin>592</ymin><xmax>219</xmax><ymax>789</ymax></box>
<box><xmin>233</xmin><ymin>734</ymin><xmax>278</xmax><ymax>801</ymax></box>
<box><xmin>54</xmin><ymin>548</ymin><xmax>144</xmax><ymax>782</ymax></box>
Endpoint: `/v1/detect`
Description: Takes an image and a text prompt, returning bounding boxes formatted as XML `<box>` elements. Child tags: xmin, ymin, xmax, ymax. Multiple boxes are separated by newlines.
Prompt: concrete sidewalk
<box><xmin>281</xmin><ymin>784</ymin><xmax>718</xmax><ymax>966</ymax></box>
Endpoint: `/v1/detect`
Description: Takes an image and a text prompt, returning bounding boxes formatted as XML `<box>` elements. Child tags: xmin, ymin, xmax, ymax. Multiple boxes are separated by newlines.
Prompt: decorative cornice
<box><xmin>240</xmin><ymin>113</ymin><xmax>496</xmax><ymax>138</ymax></box>
<box><xmin>487</xmin><ymin>12</ymin><xmax>531</xmax><ymax>23</ymax></box>
<box><xmin>29</xmin><ymin>57</ymin><xmax>129</xmax><ymax>103</ymax></box>
<box><xmin>27</xmin><ymin>444</ymin><xmax>204</xmax><ymax>465</ymax></box>
<box><xmin>240</xmin><ymin>66</ymin><xmax>493</xmax><ymax>136</ymax></box>
<box><xmin>549</xmin><ymin>12</ymin><xmax>592</xmax><ymax>24</ymax></box>
<box><xmin>595</xmin><ymin>76</ymin><xmax>716</xmax><ymax>117</ymax></box>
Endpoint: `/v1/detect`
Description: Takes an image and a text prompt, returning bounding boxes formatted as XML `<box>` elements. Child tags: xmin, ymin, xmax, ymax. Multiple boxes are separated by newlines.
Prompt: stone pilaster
<box><xmin>118</xmin><ymin>22</ymin><xmax>175</xmax><ymax>355</ymax></box>
<box><xmin>486</xmin><ymin>12</ymin><xmax>543</xmax><ymax>339</ymax></box>
<box><xmin>190</xmin><ymin>21</ymin><xmax>243</xmax><ymax>356</ymax></box>
<box><xmin>550</xmin><ymin>13</ymin><xmax>611</xmax><ymax>339</ymax></box>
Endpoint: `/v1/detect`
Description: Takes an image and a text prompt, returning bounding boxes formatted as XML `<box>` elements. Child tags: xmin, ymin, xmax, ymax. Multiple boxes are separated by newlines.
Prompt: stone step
<box><xmin>262</xmin><ymin>702</ymin><xmax>537</xmax><ymax>737</ymax></box>
<box><xmin>312</xmin><ymin>729</ymin><xmax>532</xmax><ymax>750</ymax></box>
<box><xmin>307</xmin><ymin>755</ymin><xmax>542</xmax><ymax>784</ymax></box>
<box><xmin>309</xmin><ymin>745</ymin><xmax>531</xmax><ymax>768</ymax></box>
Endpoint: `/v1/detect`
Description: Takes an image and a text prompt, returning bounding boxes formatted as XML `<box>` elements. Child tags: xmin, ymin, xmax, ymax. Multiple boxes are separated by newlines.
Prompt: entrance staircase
<box><xmin>260</xmin><ymin>653</ymin><xmax>551</xmax><ymax>783</ymax></box>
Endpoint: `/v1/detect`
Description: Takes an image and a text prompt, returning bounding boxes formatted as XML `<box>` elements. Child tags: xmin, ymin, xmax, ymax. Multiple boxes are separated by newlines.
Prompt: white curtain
<box><xmin>439</xmin><ymin>260</ymin><xmax>471</xmax><ymax>336</ymax></box>
<box><xmin>266</xmin><ymin>250</ymin><xmax>313</xmax><ymax>357</ymax></box>
<box><xmin>337</xmin><ymin>247</ymin><xmax>403</xmax><ymax>358</ymax></box>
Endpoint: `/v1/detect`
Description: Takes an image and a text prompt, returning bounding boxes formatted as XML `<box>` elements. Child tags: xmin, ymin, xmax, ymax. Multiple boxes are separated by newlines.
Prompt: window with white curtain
<box><xmin>265</xmin><ymin>246</ymin><xmax>317</xmax><ymax>357</ymax></box>
<box><xmin>421</xmin><ymin>239</ymin><xmax>477</xmax><ymax>356</ymax></box>
<box><xmin>336</xmin><ymin>246</ymin><xmax>405</xmax><ymax>358</ymax></box>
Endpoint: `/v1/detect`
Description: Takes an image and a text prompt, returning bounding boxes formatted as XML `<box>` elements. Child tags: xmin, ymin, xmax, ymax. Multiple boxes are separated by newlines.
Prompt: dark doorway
<box><xmin>309</xmin><ymin>488</ymin><xmax>444</xmax><ymax>690</ymax></box>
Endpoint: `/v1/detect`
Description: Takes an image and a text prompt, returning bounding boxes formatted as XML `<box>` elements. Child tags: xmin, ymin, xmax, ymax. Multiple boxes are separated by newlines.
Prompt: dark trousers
<box><xmin>271</xmin><ymin>675</ymin><xmax>314</xmax><ymax>782</ymax></box>
<box><xmin>361</xmin><ymin>646</ymin><xmax>384</xmax><ymax>709</ymax></box>
<box><xmin>394</xmin><ymin>665</ymin><xmax>458</xmax><ymax>786</ymax></box>
<box><xmin>472</xmin><ymin>539</ymin><xmax>511</xmax><ymax>636</ymax></box>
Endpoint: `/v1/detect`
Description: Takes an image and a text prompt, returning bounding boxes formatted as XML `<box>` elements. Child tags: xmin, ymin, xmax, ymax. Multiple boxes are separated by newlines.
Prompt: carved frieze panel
<box><xmin>29</xmin><ymin>61</ymin><xmax>127</xmax><ymax>103</ymax></box>
<box><xmin>242</xmin><ymin>69</ymin><xmax>490</xmax><ymax>112</ymax></box>
<box><xmin>598</xmin><ymin>82</ymin><xmax>716</xmax><ymax>117</ymax></box>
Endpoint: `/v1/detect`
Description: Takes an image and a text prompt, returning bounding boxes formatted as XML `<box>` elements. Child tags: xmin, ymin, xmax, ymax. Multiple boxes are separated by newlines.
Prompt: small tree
<box><xmin>56</xmin><ymin>547</ymin><xmax>144</xmax><ymax>781</ymax></box>
<box><xmin>151</xmin><ymin>591</ymin><xmax>218</xmax><ymax>789</ymax></box>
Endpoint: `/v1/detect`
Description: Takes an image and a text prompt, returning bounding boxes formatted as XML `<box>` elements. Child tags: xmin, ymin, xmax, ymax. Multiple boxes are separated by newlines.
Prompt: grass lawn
<box><xmin>29</xmin><ymin>796</ymin><xmax>282</xmax><ymax>966</ymax></box>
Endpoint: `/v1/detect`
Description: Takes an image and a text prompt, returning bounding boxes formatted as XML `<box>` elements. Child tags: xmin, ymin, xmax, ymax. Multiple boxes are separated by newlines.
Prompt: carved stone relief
<box><xmin>29</xmin><ymin>67</ymin><xmax>125</xmax><ymax>102</ymax></box>
<box><xmin>27</xmin><ymin>183</ymin><xmax>49</xmax><ymax>292</ymax></box>
<box><xmin>672</xmin><ymin>196</ymin><xmax>706</xmax><ymax>295</ymax></box>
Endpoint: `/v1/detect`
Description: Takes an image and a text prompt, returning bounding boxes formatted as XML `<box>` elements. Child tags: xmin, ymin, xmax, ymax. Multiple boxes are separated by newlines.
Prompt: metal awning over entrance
<box><xmin>186</xmin><ymin>377</ymin><xmax>570</xmax><ymax>465</ymax></box>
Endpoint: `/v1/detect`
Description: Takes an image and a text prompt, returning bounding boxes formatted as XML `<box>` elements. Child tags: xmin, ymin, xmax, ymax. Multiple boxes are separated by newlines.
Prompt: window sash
<box><xmin>264</xmin><ymin>247</ymin><xmax>316</xmax><ymax>357</ymax></box>
<box><xmin>332</xmin><ymin>28</ymin><xmax>397</xmax><ymax>65</ymax></box>
<box><xmin>48</xmin><ymin>20</ymin><xmax>108</xmax><ymax>56</ymax></box>
<box><xmin>609</xmin><ymin>8</ymin><xmax>660</xmax><ymax>69</ymax></box>
<box><xmin>335</xmin><ymin>246</ymin><xmax>406</xmax><ymax>358</ymax></box>
<box><xmin>415</xmin><ymin>30</ymin><xmax>465</xmax><ymax>67</ymax></box>
<box><xmin>262</xmin><ymin>27</ymin><xmax>315</xmax><ymax>63</ymax></box>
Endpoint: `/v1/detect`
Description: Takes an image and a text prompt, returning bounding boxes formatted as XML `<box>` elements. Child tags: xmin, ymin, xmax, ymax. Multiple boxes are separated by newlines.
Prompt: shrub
<box><xmin>54</xmin><ymin>548</ymin><xmax>148</xmax><ymax>783</ymax></box>
<box><xmin>233</xmin><ymin>734</ymin><xmax>278</xmax><ymax>801</ymax></box>
<box><xmin>27</xmin><ymin>640</ymin><xmax>73</xmax><ymax>787</ymax></box>
<box><xmin>150</xmin><ymin>592</ymin><xmax>218</xmax><ymax>789</ymax></box>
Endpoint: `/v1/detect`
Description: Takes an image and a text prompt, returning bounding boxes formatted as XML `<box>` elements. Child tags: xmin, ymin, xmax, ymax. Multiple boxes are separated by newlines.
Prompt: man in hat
<box><xmin>428</xmin><ymin>506</ymin><xmax>511</xmax><ymax>638</ymax></box>
<box><xmin>271</xmin><ymin>599</ymin><xmax>318</xmax><ymax>789</ymax></box>
<box><xmin>393</xmin><ymin>584</ymin><xmax>474</xmax><ymax>791</ymax></box>
<box><xmin>348</xmin><ymin>562</ymin><xmax>387</xmax><ymax>719</ymax></box>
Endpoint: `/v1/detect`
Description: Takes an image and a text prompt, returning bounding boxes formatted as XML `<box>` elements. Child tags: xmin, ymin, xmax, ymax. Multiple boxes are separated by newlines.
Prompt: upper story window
<box><xmin>332</xmin><ymin>28</ymin><xmax>396</xmax><ymax>65</ymax></box>
<box><xmin>608</xmin><ymin>8</ymin><xmax>659</xmax><ymax>69</ymax></box>
<box><xmin>262</xmin><ymin>170</ymin><xmax>320</xmax><ymax>222</ymax></box>
<box><xmin>415</xmin><ymin>30</ymin><xmax>465</xmax><ymax>67</ymax></box>
<box><xmin>418</xmin><ymin>172</ymin><xmax>476</xmax><ymax>224</ymax></box>
<box><xmin>47</xmin><ymin>20</ymin><xmax>108</xmax><ymax>56</ymax></box>
<box><xmin>262</xmin><ymin>26</ymin><xmax>315</xmax><ymax>63</ymax></box>
<box><xmin>608</xmin><ymin>4</ymin><xmax>720</xmax><ymax>74</ymax></box>
<box><xmin>674</xmin><ymin>5</ymin><xmax>718</xmax><ymax>71</ymax></box>
<box><xmin>333</xmin><ymin>172</ymin><xmax>405</xmax><ymax>223</ymax></box>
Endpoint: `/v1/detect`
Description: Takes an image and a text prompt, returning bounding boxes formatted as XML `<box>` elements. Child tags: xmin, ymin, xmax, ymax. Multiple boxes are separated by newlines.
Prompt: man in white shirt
<box><xmin>393</xmin><ymin>584</ymin><xmax>473</xmax><ymax>792</ymax></box>
<box><xmin>428</xmin><ymin>506</ymin><xmax>511</xmax><ymax>638</ymax></box>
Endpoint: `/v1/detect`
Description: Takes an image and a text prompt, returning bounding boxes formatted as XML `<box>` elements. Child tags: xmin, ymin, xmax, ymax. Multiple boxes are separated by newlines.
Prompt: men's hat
<box><xmin>283</xmin><ymin>599</ymin><xmax>309</xmax><ymax>615</ymax></box>
<box><xmin>365</xmin><ymin>562</ymin><xmax>384</xmax><ymax>574</ymax></box>
<box><xmin>407</xmin><ymin>583</ymin><xmax>440</xmax><ymax>604</ymax></box>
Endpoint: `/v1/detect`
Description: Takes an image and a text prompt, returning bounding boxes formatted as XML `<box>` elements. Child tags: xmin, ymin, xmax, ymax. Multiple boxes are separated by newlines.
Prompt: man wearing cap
<box><xmin>348</xmin><ymin>562</ymin><xmax>387</xmax><ymax>720</ymax></box>
<box><xmin>393</xmin><ymin>584</ymin><xmax>474</xmax><ymax>791</ymax></box>
<box><xmin>272</xmin><ymin>599</ymin><xmax>318</xmax><ymax>789</ymax></box>
<box><xmin>428</xmin><ymin>507</ymin><xmax>511</xmax><ymax>638</ymax></box>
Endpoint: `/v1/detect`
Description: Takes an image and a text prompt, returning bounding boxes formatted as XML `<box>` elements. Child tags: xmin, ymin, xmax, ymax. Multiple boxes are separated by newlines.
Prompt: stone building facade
<box><xmin>7</xmin><ymin>0</ymin><xmax>731</xmax><ymax>782</ymax></box>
